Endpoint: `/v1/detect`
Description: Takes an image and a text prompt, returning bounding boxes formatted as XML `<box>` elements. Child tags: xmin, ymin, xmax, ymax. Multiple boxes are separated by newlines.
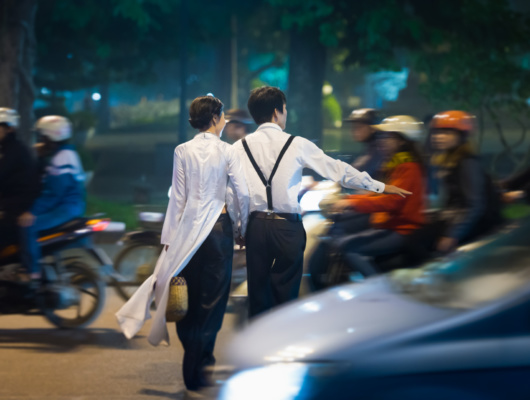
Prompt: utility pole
<box><xmin>178</xmin><ymin>0</ymin><xmax>189</xmax><ymax>144</ymax></box>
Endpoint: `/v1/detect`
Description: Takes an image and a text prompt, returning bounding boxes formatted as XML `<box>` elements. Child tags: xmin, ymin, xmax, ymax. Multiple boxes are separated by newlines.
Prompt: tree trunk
<box><xmin>287</xmin><ymin>29</ymin><xmax>326</xmax><ymax>144</ymax></box>
<box><xmin>0</xmin><ymin>0</ymin><xmax>37</xmax><ymax>143</ymax></box>
<box><xmin>178</xmin><ymin>0</ymin><xmax>189</xmax><ymax>144</ymax></box>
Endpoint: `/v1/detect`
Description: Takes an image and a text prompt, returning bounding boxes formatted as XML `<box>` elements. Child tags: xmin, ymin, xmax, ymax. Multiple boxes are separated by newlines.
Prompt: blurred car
<box><xmin>216</xmin><ymin>218</ymin><xmax>530</xmax><ymax>400</ymax></box>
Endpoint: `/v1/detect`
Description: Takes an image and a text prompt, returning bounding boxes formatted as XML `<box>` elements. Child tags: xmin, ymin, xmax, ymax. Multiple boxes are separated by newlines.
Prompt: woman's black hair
<box><xmin>389</xmin><ymin>132</ymin><xmax>426</xmax><ymax>175</ymax></box>
<box><xmin>247</xmin><ymin>86</ymin><xmax>286</xmax><ymax>125</ymax></box>
<box><xmin>402</xmin><ymin>140</ymin><xmax>426</xmax><ymax>175</ymax></box>
<box><xmin>188</xmin><ymin>96</ymin><xmax>224</xmax><ymax>131</ymax></box>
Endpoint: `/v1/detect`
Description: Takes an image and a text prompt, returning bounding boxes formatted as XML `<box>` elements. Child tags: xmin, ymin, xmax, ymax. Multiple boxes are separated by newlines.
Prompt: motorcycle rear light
<box><xmin>87</xmin><ymin>219</ymin><xmax>110</xmax><ymax>232</ymax></box>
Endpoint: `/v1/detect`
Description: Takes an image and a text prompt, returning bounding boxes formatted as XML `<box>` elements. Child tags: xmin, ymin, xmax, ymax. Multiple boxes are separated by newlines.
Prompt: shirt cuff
<box><xmin>372</xmin><ymin>180</ymin><xmax>385</xmax><ymax>193</ymax></box>
<box><xmin>356</xmin><ymin>171</ymin><xmax>384</xmax><ymax>193</ymax></box>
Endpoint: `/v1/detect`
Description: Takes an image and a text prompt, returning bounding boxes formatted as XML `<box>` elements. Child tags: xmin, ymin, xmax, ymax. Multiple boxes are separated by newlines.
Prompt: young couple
<box><xmin>116</xmin><ymin>86</ymin><xmax>411</xmax><ymax>395</ymax></box>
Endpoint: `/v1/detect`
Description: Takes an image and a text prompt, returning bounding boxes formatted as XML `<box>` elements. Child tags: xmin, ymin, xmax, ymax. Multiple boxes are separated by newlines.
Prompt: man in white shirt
<box><xmin>232</xmin><ymin>86</ymin><xmax>411</xmax><ymax>317</ymax></box>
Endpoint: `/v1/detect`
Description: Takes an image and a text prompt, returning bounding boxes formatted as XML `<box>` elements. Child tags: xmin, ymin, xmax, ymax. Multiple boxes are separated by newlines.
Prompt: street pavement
<box><xmin>0</xmin><ymin>254</ymin><xmax>238</xmax><ymax>400</ymax></box>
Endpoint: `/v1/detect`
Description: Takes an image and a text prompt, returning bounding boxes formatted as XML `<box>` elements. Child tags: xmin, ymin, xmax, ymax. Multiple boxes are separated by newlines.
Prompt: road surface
<box><xmin>0</xmin><ymin>284</ymin><xmax>238</xmax><ymax>399</ymax></box>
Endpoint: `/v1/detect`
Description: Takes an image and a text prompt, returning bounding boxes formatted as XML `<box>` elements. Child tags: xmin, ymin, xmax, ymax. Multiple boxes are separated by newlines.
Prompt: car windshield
<box><xmin>389</xmin><ymin>219</ymin><xmax>530</xmax><ymax>309</ymax></box>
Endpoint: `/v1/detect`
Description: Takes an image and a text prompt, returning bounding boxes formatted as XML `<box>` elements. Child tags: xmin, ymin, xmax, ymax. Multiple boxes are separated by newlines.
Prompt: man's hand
<box><xmin>383</xmin><ymin>185</ymin><xmax>412</xmax><ymax>198</ymax></box>
<box><xmin>436</xmin><ymin>236</ymin><xmax>458</xmax><ymax>254</ymax></box>
<box><xmin>331</xmin><ymin>199</ymin><xmax>354</xmax><ymax>213</ymax></box>
<box><xmin>235</xmin><ymin>235</ymin><xmax>245</xmax><ymax>249</ymax></box>
<box><xmin>18</xmin><ymin>212</ymin><xmax>35</xmax><ymax>227</ymax></box>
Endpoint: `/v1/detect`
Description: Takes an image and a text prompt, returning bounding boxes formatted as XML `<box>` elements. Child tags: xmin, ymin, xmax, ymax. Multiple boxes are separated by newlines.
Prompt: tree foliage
<box><xmin>35</xmin><ymin>0</ymin><xmax>180</xmax><ymax>92</ymax></box>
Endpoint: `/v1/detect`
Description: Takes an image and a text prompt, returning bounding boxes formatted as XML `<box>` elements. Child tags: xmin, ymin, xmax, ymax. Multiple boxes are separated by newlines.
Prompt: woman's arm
<box><xmin>226</xmin><ymin>146</ymin><xmax>249</xmax><ymax>237</ymax></box>
<box><xmin>161</xmin><ymin>146</ymin><xmax>187</xmax><ymax>245</ymax></box>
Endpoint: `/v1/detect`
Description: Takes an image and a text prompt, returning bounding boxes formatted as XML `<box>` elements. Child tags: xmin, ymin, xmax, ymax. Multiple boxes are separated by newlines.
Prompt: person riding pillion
<box><xmin>18</xmin><ymin>116</ymin><xmax>86</xmax><ymax>281</ymax></box>
<box><xmin>231</xmin><ymin>86</ymin><xmax>412</xmax><ymax>318</ymax></box>
<box><xmin>309</xmin><ymin>116</ymin><xmax>427</xmax><ymax>286</ymax></box>
<box><xmin>426</xmin><ymin>110</ymin><xmax>502</xmax><ymax>254</ymax></box>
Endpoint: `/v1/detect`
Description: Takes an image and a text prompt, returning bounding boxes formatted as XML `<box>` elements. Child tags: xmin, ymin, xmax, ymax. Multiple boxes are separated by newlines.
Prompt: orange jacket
<box><xmin>347</xmin><ymin>162</ymin><xmax>426</xmax><ymax>235</ymax></box>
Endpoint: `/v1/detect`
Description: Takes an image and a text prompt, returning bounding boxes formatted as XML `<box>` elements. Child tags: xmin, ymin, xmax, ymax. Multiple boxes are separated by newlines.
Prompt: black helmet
<box><xmin>343</xmin><ymin>108</ymin><xmax>381</xmax><ymax>125</ymax></box>
<box><xmin>225</xmin><ymin>109</ymin><xmax>253</xmax><ymax>125</ymax></box>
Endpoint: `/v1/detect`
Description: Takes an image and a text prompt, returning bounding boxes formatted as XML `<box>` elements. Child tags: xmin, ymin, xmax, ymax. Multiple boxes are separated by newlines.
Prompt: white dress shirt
<box><xmin>161</xmin><ymin>132</ymin><xmax>249</xmax><ymax>242</ymax></box>
<box><xmin>117</xmin><ymin>132</ymin><xmax>249</xmax><ymax>346</ymax></box>
<box><xmin>232</xmin><ymin>123</ymin><xmax>385</xmax><ymax>214</ymax></box>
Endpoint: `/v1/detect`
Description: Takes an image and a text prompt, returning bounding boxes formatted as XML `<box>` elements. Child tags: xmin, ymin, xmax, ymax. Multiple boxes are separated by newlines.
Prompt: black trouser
<box><xmin>245</xmin><ymin>215</ymin><xmax>306</xmax><ymax>318</ymax></box>
<box><xmin>175</xmin><ymin>214</ymin><xmax>233</xmax><ymax>391</ymax></box>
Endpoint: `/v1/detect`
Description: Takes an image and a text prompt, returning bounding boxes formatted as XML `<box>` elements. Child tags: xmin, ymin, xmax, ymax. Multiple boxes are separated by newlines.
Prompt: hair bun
<box><xmin>189</xmin><ymin>114</ymin><xmax>213</xmax><ymax>130</ymax></box>
<box><xmin>188</xmin><ymin>96</ymin><xmax>224</xmax><ymax>130</ymax></box>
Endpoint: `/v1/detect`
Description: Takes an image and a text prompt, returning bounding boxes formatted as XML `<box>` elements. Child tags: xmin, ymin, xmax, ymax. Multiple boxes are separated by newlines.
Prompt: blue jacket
<box><xmin>32</xmin><ymin>144</ymin><xmax>86</xmax><ymax>216</ymax></box>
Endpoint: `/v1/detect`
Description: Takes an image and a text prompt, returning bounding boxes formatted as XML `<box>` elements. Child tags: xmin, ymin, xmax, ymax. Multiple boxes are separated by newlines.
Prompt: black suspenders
<box><xmin>242</xmin><ymin>135</ymin><xmax>295</xmax><ymax>212</ymax></box>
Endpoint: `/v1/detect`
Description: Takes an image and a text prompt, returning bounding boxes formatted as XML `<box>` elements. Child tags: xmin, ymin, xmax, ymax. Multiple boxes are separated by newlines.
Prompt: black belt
<box><xmin>251</xmin><ymin>211</ymin><xmax>302</xmax><ymax>222</ymax></box>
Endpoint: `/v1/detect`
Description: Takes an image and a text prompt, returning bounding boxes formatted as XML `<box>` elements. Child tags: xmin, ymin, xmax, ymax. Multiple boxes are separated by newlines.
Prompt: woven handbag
<box><xmin>165</xmin><ymin>276</ymin><xmax>188</xmax><ymax>322</ymax></box>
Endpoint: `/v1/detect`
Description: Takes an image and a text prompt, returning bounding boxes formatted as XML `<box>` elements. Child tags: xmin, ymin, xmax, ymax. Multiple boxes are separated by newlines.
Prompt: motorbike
<box><xmin>113</xmin><ymin>204</ymin><xmax>249</xmax><ymax>302</ymax></box>
<box><xmin>112</xmin><ymin>206</ymin><xmax>164</xmax><ymax>301</ymax></box>
<box><xmin>0</xmin><ymin>217</ymin><xmax>110</xmax><ymax>328</ymax></box>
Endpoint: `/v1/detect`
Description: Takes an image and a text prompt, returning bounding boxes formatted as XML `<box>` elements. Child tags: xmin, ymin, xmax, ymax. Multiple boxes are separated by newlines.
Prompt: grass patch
<box><xmin>502</xmin><ymin>203</ymin><xmax>530</xmax><ymax>220</ymax></box>
<box><xmin>86</xmin><ymin>196</ymin><xmax>138</xmax><ymax>229</ymax></box>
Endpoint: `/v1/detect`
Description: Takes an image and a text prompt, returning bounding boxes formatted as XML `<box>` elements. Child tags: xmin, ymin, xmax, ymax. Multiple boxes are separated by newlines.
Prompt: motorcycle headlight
<box><xmin>220</xmin><ymin>363</ymin><xmax>308</xmax><ymax>400</ymax></box>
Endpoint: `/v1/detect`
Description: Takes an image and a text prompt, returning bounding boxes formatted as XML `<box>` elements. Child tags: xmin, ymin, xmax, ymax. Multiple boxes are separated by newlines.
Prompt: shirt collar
<box><xmin>196</xmin><ymin>131</ymin><xmax>221</xmax><ymax>140</ymax></box>
<box><xmin>257</xmin><ymin>123</ymin><xmax>283</xmax><ymax>132</ymax></box>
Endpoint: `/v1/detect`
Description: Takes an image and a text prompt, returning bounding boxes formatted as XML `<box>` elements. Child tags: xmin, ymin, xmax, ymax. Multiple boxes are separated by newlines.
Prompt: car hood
<box><xmin>226</xmin><ymin>277</ymin><xmax>458</xmax><ymax>369</ymax></box>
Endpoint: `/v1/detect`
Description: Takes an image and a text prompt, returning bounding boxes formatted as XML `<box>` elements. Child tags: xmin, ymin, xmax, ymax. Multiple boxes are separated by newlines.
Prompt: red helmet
<box><xmin>430</xmin><ymin>111</ymin><xmax>475</xmax><ymax>133</ymax></box>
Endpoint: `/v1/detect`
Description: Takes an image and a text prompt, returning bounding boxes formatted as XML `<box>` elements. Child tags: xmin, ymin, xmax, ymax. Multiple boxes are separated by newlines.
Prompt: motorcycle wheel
<box><xmin>43</xmin><ymin>262</ymin><xmax>106</xmax><ymax>329</ymax></box>
<box><xmin>113</xmin><ymin>242</ymin><xmax>162</xmax><ymax>301</ymax></box>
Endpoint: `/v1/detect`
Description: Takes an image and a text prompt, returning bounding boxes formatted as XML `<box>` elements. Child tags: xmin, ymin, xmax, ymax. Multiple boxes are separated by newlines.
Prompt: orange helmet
<box><xmin>430</xmin><ymin>110</ymin><xmax>475</xmax><ymax>133</ymax></box>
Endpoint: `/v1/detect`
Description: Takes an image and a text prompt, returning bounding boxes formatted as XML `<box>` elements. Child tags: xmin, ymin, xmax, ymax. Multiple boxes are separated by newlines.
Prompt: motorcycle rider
<box><xmin>344</xmin><ymin>108</ymin><xmax>384</xmax><ymax>178</ymax></box>
<box><xmin>309</xmin><ymin>116</ymin><xmax>427</xmax><ymax>289</ymax></box>
<box><xmin>18</xmin><ymin>116</ymin><xmax>85</xmax><ymax>281</ymax></box>
<box><xmin>0</xmin><ymin>108</ymin><xmax>39</xmax><ymax>252</ymax></box>
<box><xmin>425</xmin><ymin>110</ymin><xmax>502</xmax><ymax>254</ymax></box>
<box><xmin>315</xmin><ymin>108</ymin><xmax>386</xmax><ymax>234</ymax></box>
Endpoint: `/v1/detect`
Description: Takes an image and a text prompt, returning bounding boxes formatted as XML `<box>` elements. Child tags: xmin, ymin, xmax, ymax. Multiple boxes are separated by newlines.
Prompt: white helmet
<box><xmin>0</xmin><ymin>108</ymin><xmax>20</xmax><ymax>128</ymax></box>
<box><xmin>35</xmin><ymin>115</ymin><xmax>72</xmax><ymax>141</ymax></box>
<box><xmin>373</xmin><ymin>115</ymin><xmax>424</xmax><ymax>141</ymax></box>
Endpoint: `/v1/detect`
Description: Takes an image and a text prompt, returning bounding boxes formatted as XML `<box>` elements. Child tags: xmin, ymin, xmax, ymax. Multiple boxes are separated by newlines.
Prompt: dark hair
<box><xmin>402</xmin><ymin>140</ymin><xmax>426</xmax><ymax>175</ymax></box>
<box><xmin>247</xmin><ymin>86</ymin><xmax>286</xmax><ymax>125</ymax></box>
<box><xmin>384</xmin><ymin>132</ymin><xmax>426</xmax><ymax>175</ymax></box>
<box><xmin>189</xmin><ymin>96</ymin><xmax>224</xmax><ymax>131</ymax></box>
